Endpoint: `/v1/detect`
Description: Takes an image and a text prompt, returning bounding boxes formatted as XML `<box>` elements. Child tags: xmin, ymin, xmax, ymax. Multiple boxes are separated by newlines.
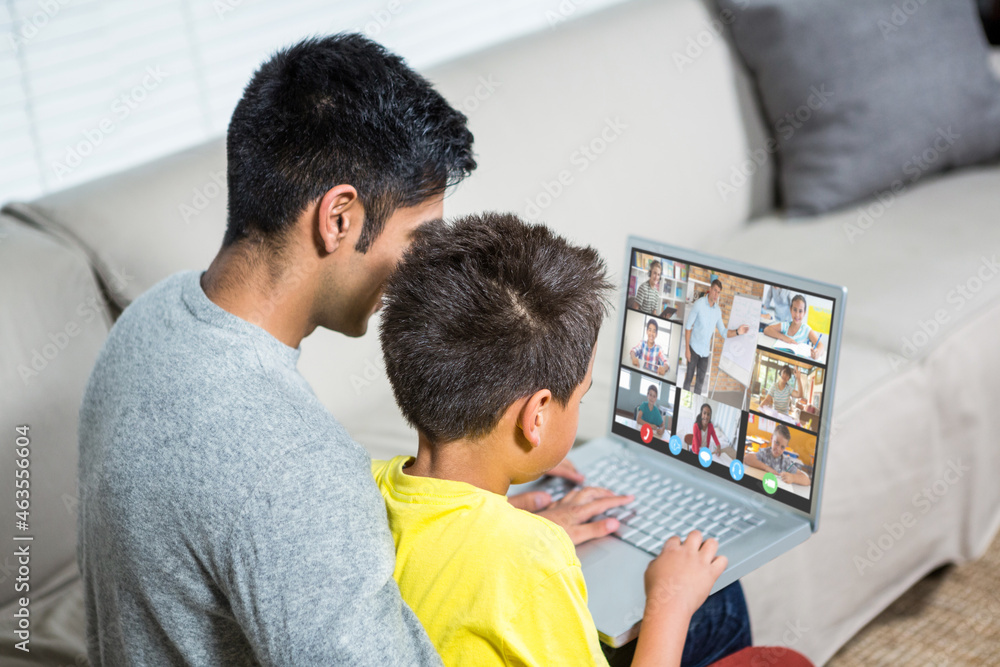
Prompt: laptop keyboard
<box><xmin>539</xmin><ymin>457</ymin><xmax>764</xmax><ymax>556</ymax></box>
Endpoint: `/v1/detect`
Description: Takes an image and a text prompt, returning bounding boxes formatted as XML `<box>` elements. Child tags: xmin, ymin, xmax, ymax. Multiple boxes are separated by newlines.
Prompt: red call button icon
<box><xmin>640</xmin><ymin>423</ymin><xmax>653</xmax><ymax>443</ymax></box>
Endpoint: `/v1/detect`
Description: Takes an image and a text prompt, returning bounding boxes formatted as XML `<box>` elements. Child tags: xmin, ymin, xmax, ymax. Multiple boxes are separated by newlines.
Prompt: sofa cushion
<box><xmin>718</xmin><ymin>0</ymin><xmax>1000</xmax><ymax>216</ymax></box>
<box><xmin>0</xmin><ymin>215</ymin><xmax>110</xmax><ymax>609</ymax></box>
<box><xmin>6</xmin><ymin>139</ymin><xmax>229</xmax><ymax>309</ymax></box>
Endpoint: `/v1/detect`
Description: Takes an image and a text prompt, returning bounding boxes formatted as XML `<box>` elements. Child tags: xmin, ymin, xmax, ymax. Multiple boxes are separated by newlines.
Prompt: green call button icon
<box><xmin>762</xmin><ymin>473</ymin><xmax>778</xmax><ymax>495</ymax></box>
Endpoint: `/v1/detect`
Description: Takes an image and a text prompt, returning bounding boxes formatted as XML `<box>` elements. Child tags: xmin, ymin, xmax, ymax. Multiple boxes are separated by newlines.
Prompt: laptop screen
<box><xmin>611</xmin><ymin>245</ymin><xmax>839</xmax><ymax>514</ymax></box>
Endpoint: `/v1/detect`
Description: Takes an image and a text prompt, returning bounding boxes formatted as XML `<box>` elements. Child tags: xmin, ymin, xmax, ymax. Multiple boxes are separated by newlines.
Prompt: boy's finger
<box><xmin>578</xmin><ymin>494</ymin><xmax>633</xmax><ymax>518</ymax></box>
<box><xmin>683</xmin><ymin>530</ymin><xmax>703</xmax><ymax>548</ymax></box>
<box><xmin>711</xmin><ymin>555</ymin><xmax>729</xmax><ymax>576</ymax></box>
<box><xmin>575</xmin><ymin>486</ymin><xmax>616</xmax><ymax>503</ymax></box>
<box><xmin>659</xmin><ymin>535</ymin><xmax>683</xmax><ymax>554</ymax></box>
<box><xmin>699</xmin><ymin>537</ymin><xmax>719</xmax><ymax>561</ymax></box>
<box><xmin>565</xmin><ymin>517</ymin><xmax>619</xmax><ymax>545</ymax></box>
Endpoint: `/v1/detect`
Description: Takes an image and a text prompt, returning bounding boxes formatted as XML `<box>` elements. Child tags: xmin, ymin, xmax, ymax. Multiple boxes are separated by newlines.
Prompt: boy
<box><xmin>373</xmin><ymin>213</ymin><xmax>729</xmax><ymax>665</ymax></box>
<box><xmin>636</xmin><ymin>385</ymin><xmax>666</xmax><ymax>438</ymax></box>
<box><xmin>745</xmin><ymin>424</ymin><xmax>811</xmax><ymax>486</ymax></box>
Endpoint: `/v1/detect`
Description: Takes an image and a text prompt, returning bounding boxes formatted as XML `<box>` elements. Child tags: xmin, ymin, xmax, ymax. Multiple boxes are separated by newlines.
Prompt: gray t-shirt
<box><xmin>77</xmin><ymin>271</ymin><xmax>440</xmax><ymax>666</ymax></box>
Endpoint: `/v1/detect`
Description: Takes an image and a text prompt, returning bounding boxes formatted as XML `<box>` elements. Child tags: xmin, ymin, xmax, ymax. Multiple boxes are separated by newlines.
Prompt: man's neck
<box><xmin>201</xmin><ymin>242</ymin><xmax>317</xmax><ymax>348</ymax></box>
<box><xmin>405</xmin><ymin>432</ymin><xmax>514</xmax><ymax>496</ymax></box>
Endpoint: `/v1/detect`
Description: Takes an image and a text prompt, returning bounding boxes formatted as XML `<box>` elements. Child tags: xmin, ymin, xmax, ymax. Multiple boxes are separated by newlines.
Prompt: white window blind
<box><xmin>1</xmin><ymin>0</ymin><xmax>631</xmax><ymax>205</ymax></box>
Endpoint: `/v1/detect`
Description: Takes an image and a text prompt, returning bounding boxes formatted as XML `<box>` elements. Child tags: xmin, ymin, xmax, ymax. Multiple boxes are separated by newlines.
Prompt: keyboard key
<box><xmin>615</xmin><ymin>527</ymin><xmax>642</xmax><ymax>541</ymax></box>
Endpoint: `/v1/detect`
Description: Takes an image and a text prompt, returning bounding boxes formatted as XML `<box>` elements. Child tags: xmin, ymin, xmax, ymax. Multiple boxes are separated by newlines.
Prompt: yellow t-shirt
<box><xmin>372</xmin><ymin>456</ymin><xmax>609</xmax><ymax>667</ymax></box>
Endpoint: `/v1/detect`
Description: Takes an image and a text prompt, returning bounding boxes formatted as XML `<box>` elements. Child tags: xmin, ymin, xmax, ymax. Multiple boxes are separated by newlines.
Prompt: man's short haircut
<box><xmin>225</xmin><ymin>33</ymin><xmax>476</xmax><ymax>251</ymax></box>
<box><xmin>774</xmin><ymin>424</ymin><xmax>792</xmax><ymax>443</ymax></box>
<box><xmin>380</xmin><ymin>212</ymin><xmax>613</xmax><ymax>444</ymax></box>
<box><xmin>646</xmin><ymin>319</ymin><xmax>659</xmax><ymax>334</ymax></box>
<box><xmin>711</xmin><ymin>279</ymin><xmax>724</xmax><ymax>291</ymax></box>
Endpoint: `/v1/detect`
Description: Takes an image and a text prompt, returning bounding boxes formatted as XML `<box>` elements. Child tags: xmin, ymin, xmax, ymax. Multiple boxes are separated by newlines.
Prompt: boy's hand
<box><xmin>644</xmin><ymin>531</ymin><xmax>727</xmax><ymax>620</ymax></box>
<box><xmin>546</xmin><ymin>458</ymin><xmax>585</xmax><ymax>484</ymax></box>
<box><xmin>518</xmin><ymin>486</ymin><xmax>633</xmax><ymax>545</ymax></box>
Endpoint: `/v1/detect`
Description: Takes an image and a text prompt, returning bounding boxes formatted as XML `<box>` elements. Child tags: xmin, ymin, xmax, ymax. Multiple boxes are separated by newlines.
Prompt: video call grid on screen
<box><xmin>612</xmin><ymin>247</ymin><xmax>838</xmax><ymax>513</ymax></box>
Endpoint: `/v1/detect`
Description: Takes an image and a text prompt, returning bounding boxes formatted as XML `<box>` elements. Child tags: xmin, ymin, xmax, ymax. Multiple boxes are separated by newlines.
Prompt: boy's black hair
<box><xmin>224</xmin><ymin>33</ymin><xmax>476</xmax><ymax>251</ymax></box>
<box><xmin>379</xmin><ymin>213</ymin><xmax>613</xmax><ymax>444</ymax></box>
<box><xmin>646</xmin><ymin>319</ymin><xmax>659</xmax><ymax>334</ymax></box>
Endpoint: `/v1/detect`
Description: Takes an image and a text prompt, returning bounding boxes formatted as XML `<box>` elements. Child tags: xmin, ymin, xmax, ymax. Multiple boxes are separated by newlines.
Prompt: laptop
<box><xmin>511</xmin><ymin>237</ymin><xmax>846</xmax><ymax>647</ymax></box>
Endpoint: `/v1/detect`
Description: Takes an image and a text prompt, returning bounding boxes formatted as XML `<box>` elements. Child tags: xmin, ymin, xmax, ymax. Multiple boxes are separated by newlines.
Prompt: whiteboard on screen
<box><xmin>718</xmin><ymin>293</ymin><xmax>761</xmax><ymax>388</ymax></box>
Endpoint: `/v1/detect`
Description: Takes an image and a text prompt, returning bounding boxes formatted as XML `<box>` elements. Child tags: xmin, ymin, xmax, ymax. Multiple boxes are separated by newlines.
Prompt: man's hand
<box><xmin>512</xmin><ymin>486</ymin><xmax>633</xmax><ymax>545</ymax></box>
<box><xmin>737</xmin><ymin>324</ymin><xmax>750</xmax><ymax>335</ymax></box>
<box><xmin>685</xmin><ymin>346</ymin><xmax>691</xmax><ymax>363</ymax></box>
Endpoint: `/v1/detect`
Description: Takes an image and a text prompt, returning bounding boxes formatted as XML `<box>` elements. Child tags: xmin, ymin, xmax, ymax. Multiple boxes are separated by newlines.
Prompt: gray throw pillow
<box><xmin>717</xmin><ymin>0</ymin><xmax>1000</xmax><ymax>216</ymax></box>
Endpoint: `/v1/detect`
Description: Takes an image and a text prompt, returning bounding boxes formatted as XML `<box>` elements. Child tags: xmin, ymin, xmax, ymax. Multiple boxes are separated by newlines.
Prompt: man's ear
<box><xmin>517</xmin><ymin>389</ymin><xmax>552</xmax><ymax>449</ymax></box>
<box><xmin>317</xmin><ymin>185</ymin><xmax>360</xmax><ymax>254</ymax></box>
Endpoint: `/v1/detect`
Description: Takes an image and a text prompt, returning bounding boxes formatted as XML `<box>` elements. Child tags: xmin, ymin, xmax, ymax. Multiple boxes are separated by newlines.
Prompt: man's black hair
<box><xmin>379</xmin><ymin>212</ymin><xmax>613</xmax><ymax>444</ymax></box>
<box><xmin>711</xmin><ymin>279</ymin><xmax>724</xmax><ymax>291</ymax></box>
<box><xmin>224</xmin><ymin>33</ymin><xmax>476</xmax><ymax>250</ymax></box>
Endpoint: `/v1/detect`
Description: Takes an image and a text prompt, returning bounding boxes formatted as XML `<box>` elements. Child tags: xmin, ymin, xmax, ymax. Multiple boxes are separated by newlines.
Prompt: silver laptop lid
<box><xmin>607</xmin><ymin>237</ymin><xmax>847</xmax><ymax>529</ymax></box>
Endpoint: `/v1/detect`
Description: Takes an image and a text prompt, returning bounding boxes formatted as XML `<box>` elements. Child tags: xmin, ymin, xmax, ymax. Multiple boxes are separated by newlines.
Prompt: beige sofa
<box><xmin>3</xmin><ymin>0</ymin><xmax>1000</xmax><ymax>663</ymax></box>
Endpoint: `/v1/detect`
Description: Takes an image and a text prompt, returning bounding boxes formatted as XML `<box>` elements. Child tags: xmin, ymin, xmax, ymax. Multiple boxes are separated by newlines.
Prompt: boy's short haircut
<box><xmin>380</xmin><ymin>212</ymin><xmax>613</xmax><ymax>444</ymax></box>
<box><xmin>774</xmin><ymin>424</ymin><xmax>792</xmax><ymax>443</ymax></box>
<box><xmin>225</xmin><ymin>33</ymin><xmax>476</xmax><ymax>251</ymax></box>
<box><xmin>646</xmin><ymin>319</ymin><xmax>659</xmax><ymax>334</ymax></box>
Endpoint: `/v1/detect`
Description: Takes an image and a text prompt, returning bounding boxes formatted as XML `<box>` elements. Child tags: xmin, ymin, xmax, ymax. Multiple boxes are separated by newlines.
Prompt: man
<box><xmin>77</xmin><ymin>35</ymin><xmax>624</xmax><ymax>666</ymax></box>
<box><xmin>630</xmin><ymin>318</ymin><xmax>669</xmax><ymax>376</ymax></box>
<box><xmin>682</xmin><ymin>279</ymin><xmax>750</xmax><ymax>395</ymax></box>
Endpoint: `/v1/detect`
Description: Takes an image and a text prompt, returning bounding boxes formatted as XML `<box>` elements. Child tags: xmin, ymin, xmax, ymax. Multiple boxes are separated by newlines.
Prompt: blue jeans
<box><xmin>602</xmin><ymin>582</ymin><xmax>751</xmax><ymax>667</ymax></box>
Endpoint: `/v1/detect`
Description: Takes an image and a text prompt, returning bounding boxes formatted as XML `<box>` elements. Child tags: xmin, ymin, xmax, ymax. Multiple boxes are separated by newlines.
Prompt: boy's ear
<box><xmin>317</xmin><ymin>184</ymin><xmax>360</xmax><ymax>254</ymax></box>
<box><xmin>517</xmin><ymin>389</ymin><xmax>552</xmax><ymax>449</ymax></box>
